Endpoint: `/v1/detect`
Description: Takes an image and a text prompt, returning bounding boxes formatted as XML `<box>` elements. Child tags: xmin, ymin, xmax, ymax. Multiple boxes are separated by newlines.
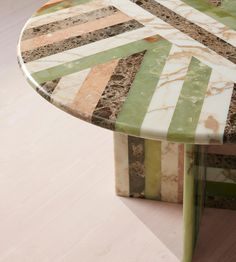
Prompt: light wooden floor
<box><xmin>0</xmin><ymin>1</ymin><xmax>235</xmax><ymax>261</ymax></box>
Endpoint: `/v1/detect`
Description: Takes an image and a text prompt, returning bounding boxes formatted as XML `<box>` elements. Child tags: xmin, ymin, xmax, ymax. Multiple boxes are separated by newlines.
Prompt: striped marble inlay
<box><xmin>18</xmin><ymin>0</ymin><xmax>236</xmax><ymax>145</ymax></box>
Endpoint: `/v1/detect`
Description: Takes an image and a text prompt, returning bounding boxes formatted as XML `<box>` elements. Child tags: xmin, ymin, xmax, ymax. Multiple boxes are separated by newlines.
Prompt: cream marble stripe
<box><xmin>155</xmin><ymin>0</ymin><xmax>236</xmax><ymax>47</ymax></box>
<box><xmin>26</xmin><ymin>0</ymin><xmax>106</xmax><ymax>29</ymax></box>
<box><xmin>110</xmin><ymin>0</ymin><xmax>236</xmax><ymax>83</ymax></box>
<box><xmin>195</xmin><ymin>71</ymin><xmax>234</xmax><ymax>144</ymax></box>
<box><xmin>114</xmin><ymin>132</ymin><xmax>130</xmax><ymax>197</ymax></box>
<box><xmin>161</xmin><ymin>141</ymin><xmax>179</xmax><ymax>203</ymax></box>
<box><xmin>206</xmin><ymin>167</ymin><xmax>236</xmax><ymax>183</ymax></box>
<box><xmin>71</xmin><ymin>59</ymin><xmax>118</xmax><ymax>121</ymax></box>
<box><xmin>21</xmin><ymin>12</ymin><xmax>131</xmax><ymax>52</ymax></box>
<box><xmin>24</xmin><ymin>26</ymin><xmax>163</xmax><ymax>73</ymax></box>
<box><xmin>140</xmin><ymin>45</ymin><xmax>192</xmax><ymax>140</ymax></box>
<box><xmin>51</xmin><ymin>68</ymin><xmax>91</xmax><ymax>107</ymax></box>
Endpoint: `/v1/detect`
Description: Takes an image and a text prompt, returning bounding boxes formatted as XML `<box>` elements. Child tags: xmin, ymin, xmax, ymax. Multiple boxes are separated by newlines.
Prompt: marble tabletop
<box><xmin>18</xmin><ymin>0</ymin><xmax>236</xmax><ymax>144</ymax></box>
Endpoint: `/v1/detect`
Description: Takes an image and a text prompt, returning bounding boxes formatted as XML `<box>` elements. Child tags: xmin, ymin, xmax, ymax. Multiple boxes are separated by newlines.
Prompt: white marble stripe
<box><xmin>110</xmin><ymin>0</ymin><xmax>236</xmax><ymax>83</ymax></box>
<box><xmin>51</xmin><ymin>68</ymin><xmax>91</xmax><ymax>107</ymax></box>
<box><xmin>24</xmin><ymin>26</ymin><xmax>164</xmax><ymax>73</ymax></box>
<box><xmin>161</xmin><ymin>141</ymin><xmax>179</xmax><ymax>203</ymax></box>
<box><xmin>140</xmin><ymin>45</ymin><xmax>192</xmax><ymax>140</ymax></box>
<box><xmin>195</xmin><ymin>71</ymin><xmax>234</xmax><ymax>144</ymax></box>
<box><xmin>26</xmin><ymin>0</ymin><xmax>107</xmax><ymax>29</ymax></box>
<box><xmin>113</xmin><ymin>133</ymin><xmax>130</xmax><ymax>197</ymax></box>
<box><xmin>206</xmin><ymin>167</ymin><xmax>236</xmax><ymax>184</ymax></box>
<box><xmin>155</xmin><ymin>0</ymin><xmax>236</xmax><ymax>47</ymax></box>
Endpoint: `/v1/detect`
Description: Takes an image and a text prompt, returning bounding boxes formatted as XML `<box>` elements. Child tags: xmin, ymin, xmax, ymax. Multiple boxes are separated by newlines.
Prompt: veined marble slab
<box><xmin>18</xmin><ymin>0</ymin><xmax>236</xmax><ymax>144</ymax></box>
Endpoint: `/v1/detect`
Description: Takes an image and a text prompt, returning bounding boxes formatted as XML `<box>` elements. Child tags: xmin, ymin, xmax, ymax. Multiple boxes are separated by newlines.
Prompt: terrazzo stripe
<box><xmin>71</xmin><ymin>59</ymin><xmax>119</xmax><ymax>121</ymax></box>
<box><xmin>22</xmin><ymin>6</ymin><xmax>118</xmax><ymax>40</ymax></box>
<box><xmin>140</xmin><ymin>45</ymin><xmax>192</xmax><ymax>140</ymax></box>
<box><xmin>224</xmin><ymin>84</ymin><xmax>236</xmax><ymax>143</ymax></box>
<box><xmin>144</xmin><ymin>139</ymin><xmax>162</xmax><ymax>200</ymax></box>
<box><xmin>116</xmin><ymin>37</ymin><xmax>172</xmax><ymax>136</ymax></box>
<box><xmin>39</xmin><ymin>78</ymin><xmax>61</xmax><ymax>101</ymax></box>
<box><xmin>21</xmin><ymin>19</ymin><xmax>143</xmax><ymax>63</ymax></box>
<box><xmin>206</xmin><ymin>154</ymin><xmax>236</xmax><ymax>169</ymax></box>
<box><xmin>114</xmin><ymin>133</ymin><xmax>130</xmax><ymax>197</ymax></box>
<box><xmin>91</xmin><ymin>51</ymin><xmax>146</xmax><ymax>130</ymax></box>
<box><xmin>128</xmin><ymin>136</ymin><xmax>145</xmax><ymax>198</ymax></box>
<box><xmin>167</xmin><ymin>58</ymin><xmax>212</xmax><ymax>143</ymax></box>
<box><xmin>132</xmin><ymin>0</ymin><xmax>236</xmax><ymax>64</ymax></box>
<box><xmin>21</xmin><ymin>11</ymin><xmax>132</xmax><ymax>52</ymax></box>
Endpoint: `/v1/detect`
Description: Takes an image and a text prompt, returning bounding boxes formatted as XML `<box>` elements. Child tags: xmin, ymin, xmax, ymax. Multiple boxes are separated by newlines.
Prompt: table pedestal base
<box><xmin>113</xmin><ymin>133</ymin><xmax>236</xmax><ymax>262</ymax></box>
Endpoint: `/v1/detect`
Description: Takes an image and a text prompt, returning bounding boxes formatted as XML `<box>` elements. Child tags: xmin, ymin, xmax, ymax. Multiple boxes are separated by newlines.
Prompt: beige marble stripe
<box><xmin>155</xmin><ymin>0</ymin><xmax>236</xmax><ymax>47</ymax></box>
<box><xmin>26</xmin><ymin>0</ymin><xmax>106</xmax><ymax>29</ymax></box>
<box><xmin>21</xmin><ymin>11</ymin><xmax>131</xmax><ymax>52</ymax></box>
<box><xmin>114</xmin><ymin>133</ymin><xmax>130</xmax><ymax>197</ymax></box>
<box><xmin>161</xmin><ymin>141</ymin><xmax>179</xmax><ymax>203</ymax></box>
<box><xmin>52</xmin><ymin>68</ymin><xmax>91</xmax><ymax>106</ymax></box>
<box><xmin>195</xmin><ymin>70</ymin><xmax>234</xmax><ymax>144</ymax></box>
<box><xmin>71</xmin><ymin>59</ymin><xmax>119</xmax><ymax>121</ymax></box>
<box><xmin>178</xmin><ymin>144</ymin><xmax>184</xmax><ymax>203</ymax></box>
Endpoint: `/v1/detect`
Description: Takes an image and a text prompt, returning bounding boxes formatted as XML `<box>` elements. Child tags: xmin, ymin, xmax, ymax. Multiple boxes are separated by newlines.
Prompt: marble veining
<box><xmin>18</xmin><ymin>0</ymin><xmax>236</xmax><ymax>145</ymax></box>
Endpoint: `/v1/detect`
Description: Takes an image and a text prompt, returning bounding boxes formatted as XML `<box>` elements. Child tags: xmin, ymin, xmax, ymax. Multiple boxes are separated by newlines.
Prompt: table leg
<box><xmin>113</xmin><ymin>134</ymin><xmax>235</xmax><ymax>261</ymax></box>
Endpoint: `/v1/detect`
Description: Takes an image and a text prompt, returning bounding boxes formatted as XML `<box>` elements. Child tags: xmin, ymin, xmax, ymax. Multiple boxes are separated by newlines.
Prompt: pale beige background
<box><xmin>0</xmin><ymin>1</ymin><xmax>235</xmax><ymax>261</ymax></box>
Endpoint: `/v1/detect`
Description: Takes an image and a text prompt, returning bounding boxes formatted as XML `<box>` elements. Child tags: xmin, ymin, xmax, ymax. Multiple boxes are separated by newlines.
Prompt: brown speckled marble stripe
<box><xmin>208</xmin><ymin>0</ymin><xmax>222</xmax><ymax>7</ymax></box>
<box><xmin>39</xmin><ymin>78</ymin><xmax>61</xmax><ymax>101</ymax></box>
<box><xmin>132</xmin><ymin>0</ymin><xmax>236</xmax><ymax>64</ymax></box>
<box><xmin>206</xmin><ymin>153</ymin><xmax>236</xmax><ymax>169</ymax></box>
<box><xmin>128</xmin><ymin>136</ymin><xmax>145</xmax><ymax>198</ymax></box>
<box><xmin>91</xmin><ymin>51</ymin><xmax>146</xmax><ymax>130</ymax></box>
<box><xmin>224</xmin><ymin>84</ymin><xmax>236</xmax><ymax>143</ymax></box>
<box><xmin>21</xmin><ymin>20</ymin><xmax>143</xmax><ymax>63</ymax></box>
<box><xmin>22</xmin><ymin>6</ymin><xmax>119</xmax><ymax>40</ymax></box>
<box><xmin>206</xmin><ymin>196</ymin><xmax>236</xmax><ymax>210</ymax></box>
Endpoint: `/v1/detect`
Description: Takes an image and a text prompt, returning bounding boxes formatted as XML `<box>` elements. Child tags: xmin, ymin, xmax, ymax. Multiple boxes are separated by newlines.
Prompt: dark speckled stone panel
<box><xmin>22</xmin><ymin>6</ymin><xmax>119</xmax><ymax>40</ymax></box>
<box><xmin>206</xmin><ymin>153</ymin><xmax>236</xmax><ymax>169</ymax></box>
<box><xmin>39</xmin><ymin>78</ymin><xmax>61</xmax><ymax>101</ymax></box>
<box><xmin>91</xmin><ymin>51</ymin><xmax>146</xmax><ymax>130</ymax></box>
<box><xmin>224</xmin><ymin>84</ymin><xmax>236</xmax><ymax>143</ymax></box>
<box><xmin>206</xmin><ymin>196</ymin><xmax>236</xmax><ymax>210</ymax></box>
<box><xmin>128</xmin><ymin>136</ymin><xmax>145</xmax><ymax>198</ymax></box>
<box><xmin>132</xmin><ymin>0</ymin><xmax>236</xmax><ymax>64</ymax></box>
<box><xmin>21</xmin><ymin>20</ymin><xmax>143</xmax><ymax>63</ymax></box>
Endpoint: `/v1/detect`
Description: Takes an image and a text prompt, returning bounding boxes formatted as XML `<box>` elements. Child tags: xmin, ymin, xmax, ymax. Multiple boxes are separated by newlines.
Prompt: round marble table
<box><xmin>18</xmin><ymin>1</ymin><xmax>236</xmax><ymax>261</ymax></box>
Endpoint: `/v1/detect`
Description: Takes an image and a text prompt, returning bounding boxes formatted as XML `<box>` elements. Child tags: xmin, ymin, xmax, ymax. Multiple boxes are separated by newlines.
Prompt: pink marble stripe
<box><xmin>21</xmin><ymin>12</ymin><xmax>131</xmax><ymax>52</ymax></box>
<box><xmin>71</xmin><ymin>59</ymin><xmax>119</xmax><ymax>121</ymax></box>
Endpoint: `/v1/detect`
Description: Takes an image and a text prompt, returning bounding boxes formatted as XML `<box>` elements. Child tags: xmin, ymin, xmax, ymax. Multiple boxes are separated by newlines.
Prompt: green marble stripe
<box><xmin>183</xmin><ymin>144</ymin><xmax>196</xmax><ymax>262</ymax></box>
<box><xmin>34</xmin><ymin>0</ymin><xmax>92</xmax><ymax>17</ymax></box>
<box><xmin>32</xmin><ymin>38</ymin><xmax>159</xmax><ymax>84</ymax></box>
<box><xmin>182</xmin><ymin>0</ymin><xmax>236</xmax><ymax>30</ymax></box>
<box><xmin>144</xmin><ymin>139</ymin><xmax>162</xmax><ymax>200</ymax></box>
<box><xmin>167</xmin><ymin>58</ymin><xmax>212</xmax><ymax>143</ymax></box>
<box><xmin>115</xmin><ymin>39</ymin><xmax>172</xmax><ymax>136</ymax></box>
<box><xmin>206</xmin><ymin>181</ymin><xmax>236</xmax><ymax>197</ymax></box>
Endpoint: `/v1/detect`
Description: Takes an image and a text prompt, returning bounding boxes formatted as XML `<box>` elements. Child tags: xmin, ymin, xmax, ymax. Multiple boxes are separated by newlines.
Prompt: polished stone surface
<box><xmin>18</xmin><ymin>0</ymin><xmax>236</xmax><ymax>144</ymax></box>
